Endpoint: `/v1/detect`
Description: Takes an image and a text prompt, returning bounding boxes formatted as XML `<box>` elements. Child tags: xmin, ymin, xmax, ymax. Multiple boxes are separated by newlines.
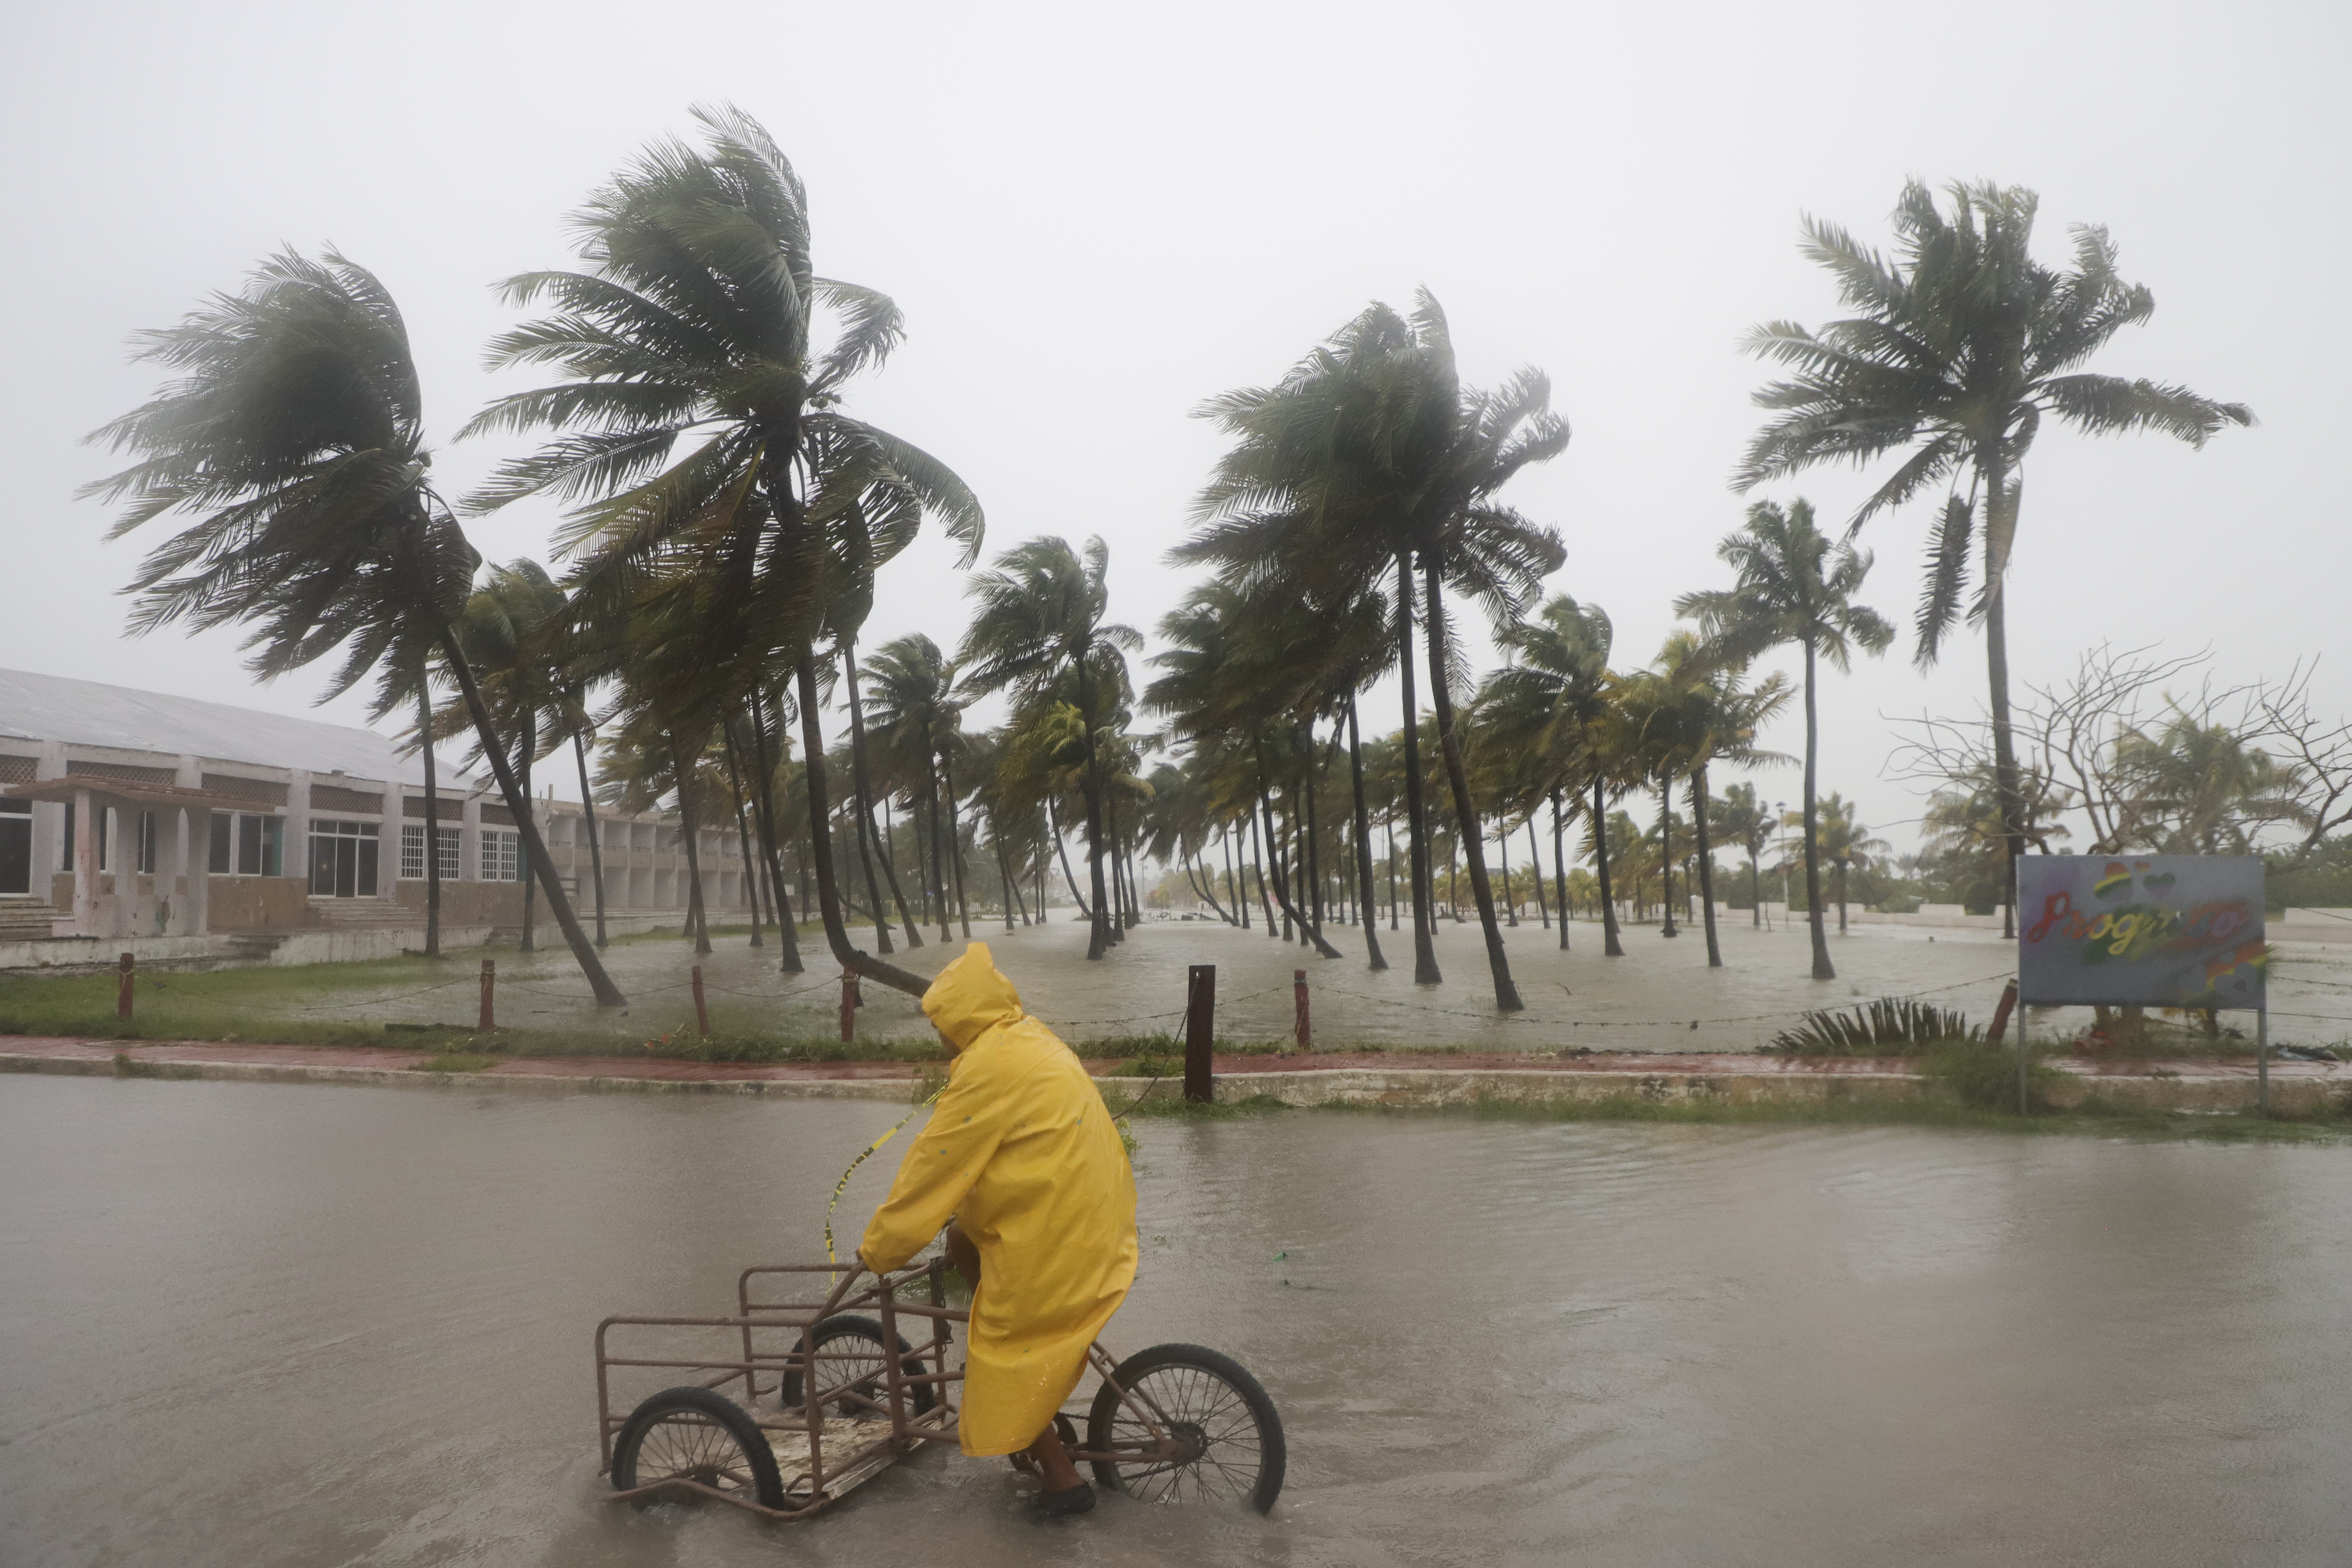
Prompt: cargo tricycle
<box><xmin>593</xmin><ymin>1258</ymin><xmax>1285</xmax><ymax>1520</ymax></box>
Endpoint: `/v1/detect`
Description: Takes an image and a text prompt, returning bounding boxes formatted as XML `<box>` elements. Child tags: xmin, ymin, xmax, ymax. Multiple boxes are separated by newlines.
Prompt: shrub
<box><xmin>1918</xmin><ymin>1043</ymin><xmax>2067</xmax><ymax>1112</ymax></box>
<box><xmin>1767</xmin><ymin>998</ymin><xmax>1981</xmax><ymax>1054</ymax></box>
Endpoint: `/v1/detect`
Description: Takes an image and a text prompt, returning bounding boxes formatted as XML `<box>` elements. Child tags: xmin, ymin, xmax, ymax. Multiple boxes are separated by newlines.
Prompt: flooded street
<box><xmin>250</xmin><ymin>913</ymin><xmax>2352</xmax><ymax>1052</ymax></box>
<box><xmin>6</xmin><ymin>1075</ymin><xmax>2352</xmax><ymax>1565</ymax></box>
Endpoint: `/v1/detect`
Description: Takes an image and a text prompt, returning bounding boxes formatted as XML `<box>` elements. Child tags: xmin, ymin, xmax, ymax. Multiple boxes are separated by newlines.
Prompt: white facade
<box><xmin>0</xmin><ymin>668</ymin><xmax>748</xmax><ymax>947</ymax></box>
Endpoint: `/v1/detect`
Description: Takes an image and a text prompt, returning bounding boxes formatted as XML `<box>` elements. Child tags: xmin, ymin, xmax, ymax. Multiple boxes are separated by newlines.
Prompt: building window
<box><xmin>399</xmin><ymin>824</ymin><xmax>460</xmax><ymax>881</ymax></box>
<box><xmin>209</xmin><ymin>813</ymin><xmax>284</xmax><ymax>877</ymax></box>
<box><xmin>307</xmin><ymin>819</ymin><xmax>380</xmax><ymax>898</ymax></box>
<box><xmin>0</xmin><ymin>800</ymin><xmax>29</xmax><ymax>896</ymax></box>
<box><xmin>481</xmin><ymin>829</ymin><xmax>523</xmax><ymax>883</ymax></box>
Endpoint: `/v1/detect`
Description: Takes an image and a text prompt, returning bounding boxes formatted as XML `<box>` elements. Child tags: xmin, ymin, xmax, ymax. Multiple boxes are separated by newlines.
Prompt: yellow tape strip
<box><xmin>823</xmin><ymin>1084</ymin><xmax>947</xmax><ymax>1268</ymax></box>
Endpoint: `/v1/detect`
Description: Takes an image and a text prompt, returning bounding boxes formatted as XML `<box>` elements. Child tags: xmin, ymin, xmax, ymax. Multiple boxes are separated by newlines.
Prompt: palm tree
<box><xmin>2117</xmin><ymin>713</ymin><xmax>2307</xmax><ymax>854</ymax></box>
<box><xmin>865</xmin><ymin>634</ymin><xmax>971</xmax><ymax>941</ymax></box>
<box><xmin>958</xmin><ymin>536</ymin><xmax>1138</xmax><ymax>960</ymax></box>
<box><xmin>1812</xmin><ymin>794</ymin><xmax>1890</xmax><ymax>934</ymax></box>
<box><xmin>462</xmin><ymin>105</ymin><xmax>978</xmax><ymax>998</ymax></box>
<box><xmin>442</xmin><ymin>560</ymin><xmax>569</xmax><ymax>952</ymax></box>
<box><xmin>1713</xmin><ymin>782</ymin><xmax>1774</xmax><ymax>927</ymax></box>
<box><xmin>1180</xmin><ymin>294</ymin><xmax>1568</xmax><ymax>1009</ymax></box>
<box><xmin>1678</xmin><ymin>498</ymin><xmax>1892</xmax><ymax>980</ymax></box>
<box><xmin>1482</xmin><ymin>595</ymin><xmax>1620</xmax><ymax>954</ymax></box>
<box><xmin>1736</xmin><ymin>180</ymin><xmax>2251</xmax><ymax>914</ymax></box>
<box><xmin>84</xmin><ymin>250</ymin><xmax>626</xmax><ymax>1005</ymax></box>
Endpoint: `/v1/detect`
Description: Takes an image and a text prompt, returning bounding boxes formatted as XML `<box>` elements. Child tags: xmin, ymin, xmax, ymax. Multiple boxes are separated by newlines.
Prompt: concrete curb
<box><xmin>7</xmin><ymin>1051</ymin><xmax>2330</xmax><ymax>1116</ymax></box>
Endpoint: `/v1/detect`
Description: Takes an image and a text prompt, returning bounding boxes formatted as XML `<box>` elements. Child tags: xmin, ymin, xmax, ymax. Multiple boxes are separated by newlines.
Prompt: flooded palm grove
<box><xmin>8</xmin><ymin>971</ymin><xmax>2352</xmax><ymax>1567</ymax></box>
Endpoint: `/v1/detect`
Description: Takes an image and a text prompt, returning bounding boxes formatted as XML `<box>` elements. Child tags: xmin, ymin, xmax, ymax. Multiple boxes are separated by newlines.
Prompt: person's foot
<box><xmin>1031</xmin><ymin>1480</ymin><xmax>1095</xmax><ymax>1518</ymax></box>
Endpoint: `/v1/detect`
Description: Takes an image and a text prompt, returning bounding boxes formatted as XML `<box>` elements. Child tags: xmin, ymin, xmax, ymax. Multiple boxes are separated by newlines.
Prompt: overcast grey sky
<box><xmin>2</xmin><ymin>0</ymin><xmax>2343</xmax><ymax>854</ymax></box>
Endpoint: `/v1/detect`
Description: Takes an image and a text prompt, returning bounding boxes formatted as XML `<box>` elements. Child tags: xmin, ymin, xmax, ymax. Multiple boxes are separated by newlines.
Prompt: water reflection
<box><xmin>4</xmin><ymin>1077</ymin><xmax>2350</xmax><ymax>1565</ymax></box>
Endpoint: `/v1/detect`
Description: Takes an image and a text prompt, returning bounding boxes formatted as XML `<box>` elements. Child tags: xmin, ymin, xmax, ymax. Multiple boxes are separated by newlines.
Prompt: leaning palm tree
<box><xmin>1482</xmin><ymin>595</ymin><xmax>1621</xmax><ymax>955</ymax></box>
<box><xmin>1678</xmin><ymin>498</ymin><xmax>1891</xmax><ymax>980</ymax></box>
<box><xmin>1182</xmin><ymin>294</ymin><xmax>1567</xmax><ymax>1008</ymax></box>
<box><xmin>958</xmin><ymin>536</ymin><xmax>1138</xmax><ymax>960</ymax></box>
<box><xmin>1736</xmin><ymin>180</ymin><xmax>2250</xmax><ymax>903</ymax></box>
<box><xmin>441</xmin><ymin>559</ymin><xmax>568</xmax><ymax>952</ymax></box>
<box><xmin>83</xmin><ymin>250</ymin><xmax>625</xmax><ymax>1004</ymax></box>
<box><xmin>462</xmin><ymin>104</ymin><xmax>979</xmax><ymax>998</ymax></box>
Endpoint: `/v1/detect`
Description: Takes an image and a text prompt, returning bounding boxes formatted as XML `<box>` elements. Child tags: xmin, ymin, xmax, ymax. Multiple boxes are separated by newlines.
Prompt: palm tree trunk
<box><xmin>834</xmin><ymin>651</ymin><xmax>894</xmax><ymax>954</ymax></box>
<box><xmin>1422</xmin><ymin>559</ymin><xmax>1522</xmax><ymax>1011</ymax></box>
<box><xmin>572</xmin><ymin>730</ymin><xmax>608</xmax><ymax>948</ymax></box>
<box><xmin>1048</xmin><ymin>798</ymin><xmax>1091</xmax><ymax>918</ymax></box>
<box><xmin>1802</xmin><ymin>639</ymin><xmax>1835</xmax><ymax>981</ymax></box>
<box><xmin>1595</xmin><ymin>776</ymin><xmax>1624</xmax><ymax>957</ymax></box>
<box><xmin>1498</xmin><ymin>824</ymin><xmax>1517</xmax><ymax>926</ymax></box>
<box><xmin>1527</xmin><ymin>816</ymin><xmax>1549</xmax><ymax>930</ymax></box>
<box><xmin>924</xmin><ymin>766</ymin><xmax>951</xmax><ymax>944</ymax></box>
<box><xmin>1982</xmin><ymin>446</ymin><xmax>2025</xmax><ymax>942</ymax></box>
<box><xmin>1659</xmin><ymin>782</ymin><xmax>1677</xmax><ymax>939</ymax></box>
<box><xmin>669</xmin><ymin>731</ymin><xmax>712</xmax><ymax>957</ymax></box>
<box><xmin>1837</xmin><ymin>860</ymin><xmax>1849</xmax><ymax>934</ymax></box>
<box><xmin>942</xmin><ymin>752</ymin><xmax>972</xmax><ymax>940</ymax></box>
<box><xmin>1386</xmin><ymin>814</ymin><xmax>1398</xmax><ymax>930</ymax></box>
<box><xmin>790</xmin><ymin>650</ymin><xmax>929</xmax><ymax>997</ymax></box>
<box><xmin>1345</xmin><ymin>697</ymin><xmax>1388</xmax><ymax>971</ymax></box>
<box><xmin>1104</xmin><ymin>793</ymin><xmax>1126</xmax><ymax>943</ymax></box>
<box><xmin>720</xmin><ymin>722</ymin><xmax>764</xmax><ymax>947</ymax></box>
<box><xmin>1394</xmin><ymin>552</ymin><xmax>1442</xmax><ymax>984</ymax></box>
<box><xmin>517</xmin><ymin>711</ymin><xmax>538</xmax><ymax>952</ymax></box>
<box><xmin>1693</xmin><ymin>766</ymin><xmax>1722</xmax><ymax>968</ymax></box>
<box><xmin>1075</xmin><ymin>664</ymin><xmax>1113</xmax><ymax>960</ymax></box>
<box><xmin>1750</xmin><ymin>847</ymin><xmax>1761</xmax><ymax>929</ymax></box>
<box><xmin>1248</xmin><ymin>804</ymin><xmax>1278</xmax><ymax>935</ymax></box>
<box><xmin>1230</xmin><ymin>826</ymin><xmax>1248</xmax><ymax>928</ymax></box>
<box><xmin>438</xmin><ymin>630</ymin><xmax>625</xmax><ymax>1005</ymax></box>
<box><xmin>1551</xmin><ymin>790</ymin><xmax>1569</xmax><ymax>952</ymax></box>
<box><xmin>418</xmin><ymin>682</ymin><xmax>440</xmax><ymax>959</ymax></box>
<box><xmin>1259</xmin><ymin>788</ymin><xmax>1341</xmax><ymax>958</ymax></box>
<box><xmin>745</xmin><ymin>691</ymin><xmax>804</xmax><ymax>973</ymax></box>
<box><xmin>991</xmin><ymin>811</ymin><xmax>1021</xmax><ymax>930</ymax></box>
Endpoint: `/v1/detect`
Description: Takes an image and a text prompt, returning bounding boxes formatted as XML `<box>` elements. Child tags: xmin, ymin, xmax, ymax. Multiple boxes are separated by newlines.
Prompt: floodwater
<box><xmin>6</xmin><ymin>1077</ymin><xmax>2352</xmax><ymax>1566</ymax></box>
<box><xmin>163</xmin><ymin>911</ymin><xmax>2352</xmax><ymax>1052</ymax></box>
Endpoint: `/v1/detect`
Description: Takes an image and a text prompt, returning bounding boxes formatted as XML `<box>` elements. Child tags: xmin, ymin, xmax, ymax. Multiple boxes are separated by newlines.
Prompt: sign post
<box><xmin>2015</xmin><ymin>855</ymin><xmax>2268</xmax><ymax>1113</ymax></box>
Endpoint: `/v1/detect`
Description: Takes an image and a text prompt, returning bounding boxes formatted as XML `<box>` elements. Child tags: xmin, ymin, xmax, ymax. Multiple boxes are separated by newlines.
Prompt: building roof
<box><xmin>0</xmin><ymin>668</ymin><xmax>482</xmax><ymax>790</ymax></box>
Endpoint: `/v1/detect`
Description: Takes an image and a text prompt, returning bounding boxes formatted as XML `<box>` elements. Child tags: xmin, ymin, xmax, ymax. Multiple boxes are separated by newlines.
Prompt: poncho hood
<box><xmin>921</xmin><ymin>942</ymin><xmax>1026</xmax><ymax>1053</ymax></box>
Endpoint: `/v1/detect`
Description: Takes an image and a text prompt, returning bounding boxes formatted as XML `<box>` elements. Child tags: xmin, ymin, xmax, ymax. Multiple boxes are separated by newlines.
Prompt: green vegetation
<box><xmin>1766</xmin><ymin>998</ymin><xmax>1980</xmax><ymax>1054</ymax></box>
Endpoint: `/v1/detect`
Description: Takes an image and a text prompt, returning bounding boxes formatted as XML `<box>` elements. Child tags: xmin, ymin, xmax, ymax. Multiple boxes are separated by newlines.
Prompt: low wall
<box><xmin>207</xmin><ymin>877</ymin><xmax>313</xmax><ymax>932</ymax></box>
<box><xmin>392</xmin><ymin>880</ymin><xmax>526</xmax><ymax>926</ymax></box>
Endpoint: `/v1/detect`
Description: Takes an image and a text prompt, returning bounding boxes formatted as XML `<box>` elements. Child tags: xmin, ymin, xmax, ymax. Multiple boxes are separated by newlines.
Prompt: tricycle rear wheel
<box><xmin>1086</xmin><ymin>1343</ymin><xmax>1284</xmax><ymax>1513</ymax></box>
<box><xmin>611</xmin><ymin>1386</ymin><xmax>785</xmax><ymax>1510</ymax></box>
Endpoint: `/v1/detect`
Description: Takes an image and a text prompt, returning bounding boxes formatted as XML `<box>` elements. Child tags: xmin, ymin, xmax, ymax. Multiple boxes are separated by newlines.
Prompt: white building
<box><xmin>0</xmin><ymin>668</ymin><xmax>749</xmax><ymax>963</ymax></box>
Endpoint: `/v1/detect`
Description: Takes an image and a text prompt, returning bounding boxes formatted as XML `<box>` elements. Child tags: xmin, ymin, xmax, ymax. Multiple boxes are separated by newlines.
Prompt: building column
<box><xmin>71</xmin><ymin>786</ymin><xmax>94</xmax><ymax>935</ymax></box>
<box><xmin>189</xmin><ymin>809</ymin><xmax>213</xmax><ymax>935</ymax></box>
<box><xmin>287</xmin><ymin>771</ymin><xmax>312</xmax><ymax>888</ymax></box>
<box><xmin>108</xmin><ymin>798</ymin><xmax>135</xmax><ymax>938</ymax></box>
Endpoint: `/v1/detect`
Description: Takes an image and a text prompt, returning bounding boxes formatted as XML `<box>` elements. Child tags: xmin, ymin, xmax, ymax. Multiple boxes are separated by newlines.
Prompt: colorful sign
<box><xmin>2016</xmin><ymin>855</ymin><xmax>2266</xmax><ymax>1009</ymax></box>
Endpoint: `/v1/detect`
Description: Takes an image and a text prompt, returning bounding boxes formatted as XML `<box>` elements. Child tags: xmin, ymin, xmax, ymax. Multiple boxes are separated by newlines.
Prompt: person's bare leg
<box><xmin>1030</xmin><ymin>1422</ymin><xmax>1083</xmax><ymax>1491</ymax></box>
<box><xmin>944</xmin><ymin>1219</ymin><xmax>980</xmax><ymax>1291</ymax></box>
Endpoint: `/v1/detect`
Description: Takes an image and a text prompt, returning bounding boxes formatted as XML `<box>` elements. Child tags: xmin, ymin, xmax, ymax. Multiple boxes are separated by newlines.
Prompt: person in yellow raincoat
<box><xmin>859</xmin><ymin>943</ymin><xmax>1138</xmax><ymax>1516</ymax></box>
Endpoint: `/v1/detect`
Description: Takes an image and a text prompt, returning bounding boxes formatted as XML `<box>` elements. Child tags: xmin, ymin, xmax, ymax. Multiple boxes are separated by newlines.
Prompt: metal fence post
<box><xmin>1184</xmin><ymin>964</ymin><xmax>1215</xmax><ymax>1104</ymax></box>
<box><xmin>2016</xmin><ymin>1003</ymin><xmax>2028</xmax><ymax>1116</ymax></box>
<box><xmin>118</xmin><ymin>952</ymin><xmax>134</xmax><ymax>1020</ymax></box>
<box><xmin>1294</xmin><ymin>968</ymin><xmax>1309</xmax><ymax>1052</ymax></box>
<box><xmin>692</xmin><ymin>965</ymin><xmax>711</xmax><ymax>1038</ymax></box>
<box><xmin>839</xmin><ymin>973</ymin><xmax>860</xmax><ymax>1044</ymax></box>
<box><xmin>479</xmin><ymin>959</ymin><xmax>495</xmax><ymax>1031</ymax></box>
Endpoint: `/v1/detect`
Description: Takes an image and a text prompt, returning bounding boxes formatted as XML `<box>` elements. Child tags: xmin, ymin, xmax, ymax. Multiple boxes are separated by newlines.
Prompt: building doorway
<box><xmin>0</xmin><ymin>801</ymin><xmax>29</xmax><ymax>895</ymax></box>
<box><xmin>308</xmin><ymin>819</ymin><xmax>380</xmax><ymax>898</ymax></box>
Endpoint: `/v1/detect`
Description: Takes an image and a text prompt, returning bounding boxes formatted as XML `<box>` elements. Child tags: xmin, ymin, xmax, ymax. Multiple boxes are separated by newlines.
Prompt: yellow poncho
<box><xmin>858</xmin><ymin>943</ymin><xmax>1138</xmax><ymax>1456</ymax></box>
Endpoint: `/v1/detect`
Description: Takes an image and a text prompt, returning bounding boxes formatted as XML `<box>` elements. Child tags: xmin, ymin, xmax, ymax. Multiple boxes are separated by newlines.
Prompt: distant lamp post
<box><xmin>1776</xmin><ymin>800</ymin><xmax>1791</xmax><ymax>915</ymax></box>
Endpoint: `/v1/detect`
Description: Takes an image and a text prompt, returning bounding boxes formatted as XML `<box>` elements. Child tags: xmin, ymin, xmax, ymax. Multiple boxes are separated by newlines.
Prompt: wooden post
<box><xmin>2257</xmin><ymin>1005</ymin><xmax>2270</xmax><ymax>1116</ymax></box>
<box><xmin>839</xmin><ymin>973</ymin><xmax>860</xmax><ymax>1044</ymax></box>
<box><xmin>1184</xmin><ymin>964</ymin><xmax>1214</xmax><ymax>1104</ymax></box>
<box><xmin>479</xmin><ymin>959</ymin><xmax>495</xmax><ymax>1031</ymax></box>
<box><xmin>692</xmin><ymin>965</ymin><xmax>711</xmax><ymax>1038</ymax></box>
<box><xmin>1294</xmin><ymin>968</ymin><xmax>1309</xmax><ymax>1052</ymax></box>
<box><xmin>1985</xmin><ymin>979</ymin><xmax>2019</xmax><ymax>1045</ymax></box>
<box><xmin>118</xmin><ymin>952</ymin><xmax>134</xmax><ymax>1019</ymax></box>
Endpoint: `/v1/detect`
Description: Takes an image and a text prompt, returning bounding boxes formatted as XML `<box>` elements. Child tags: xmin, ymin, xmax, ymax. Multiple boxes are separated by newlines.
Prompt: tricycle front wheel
<box><xmin>611</xmin><ymin>1386</ymin><xmax>785</xmax><ymax>1511</ymax></box>
<box><xmin>1086</xmin><ymin>1343</ymin><xmax>1284</xmax><ymax>1513</ymax></box>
